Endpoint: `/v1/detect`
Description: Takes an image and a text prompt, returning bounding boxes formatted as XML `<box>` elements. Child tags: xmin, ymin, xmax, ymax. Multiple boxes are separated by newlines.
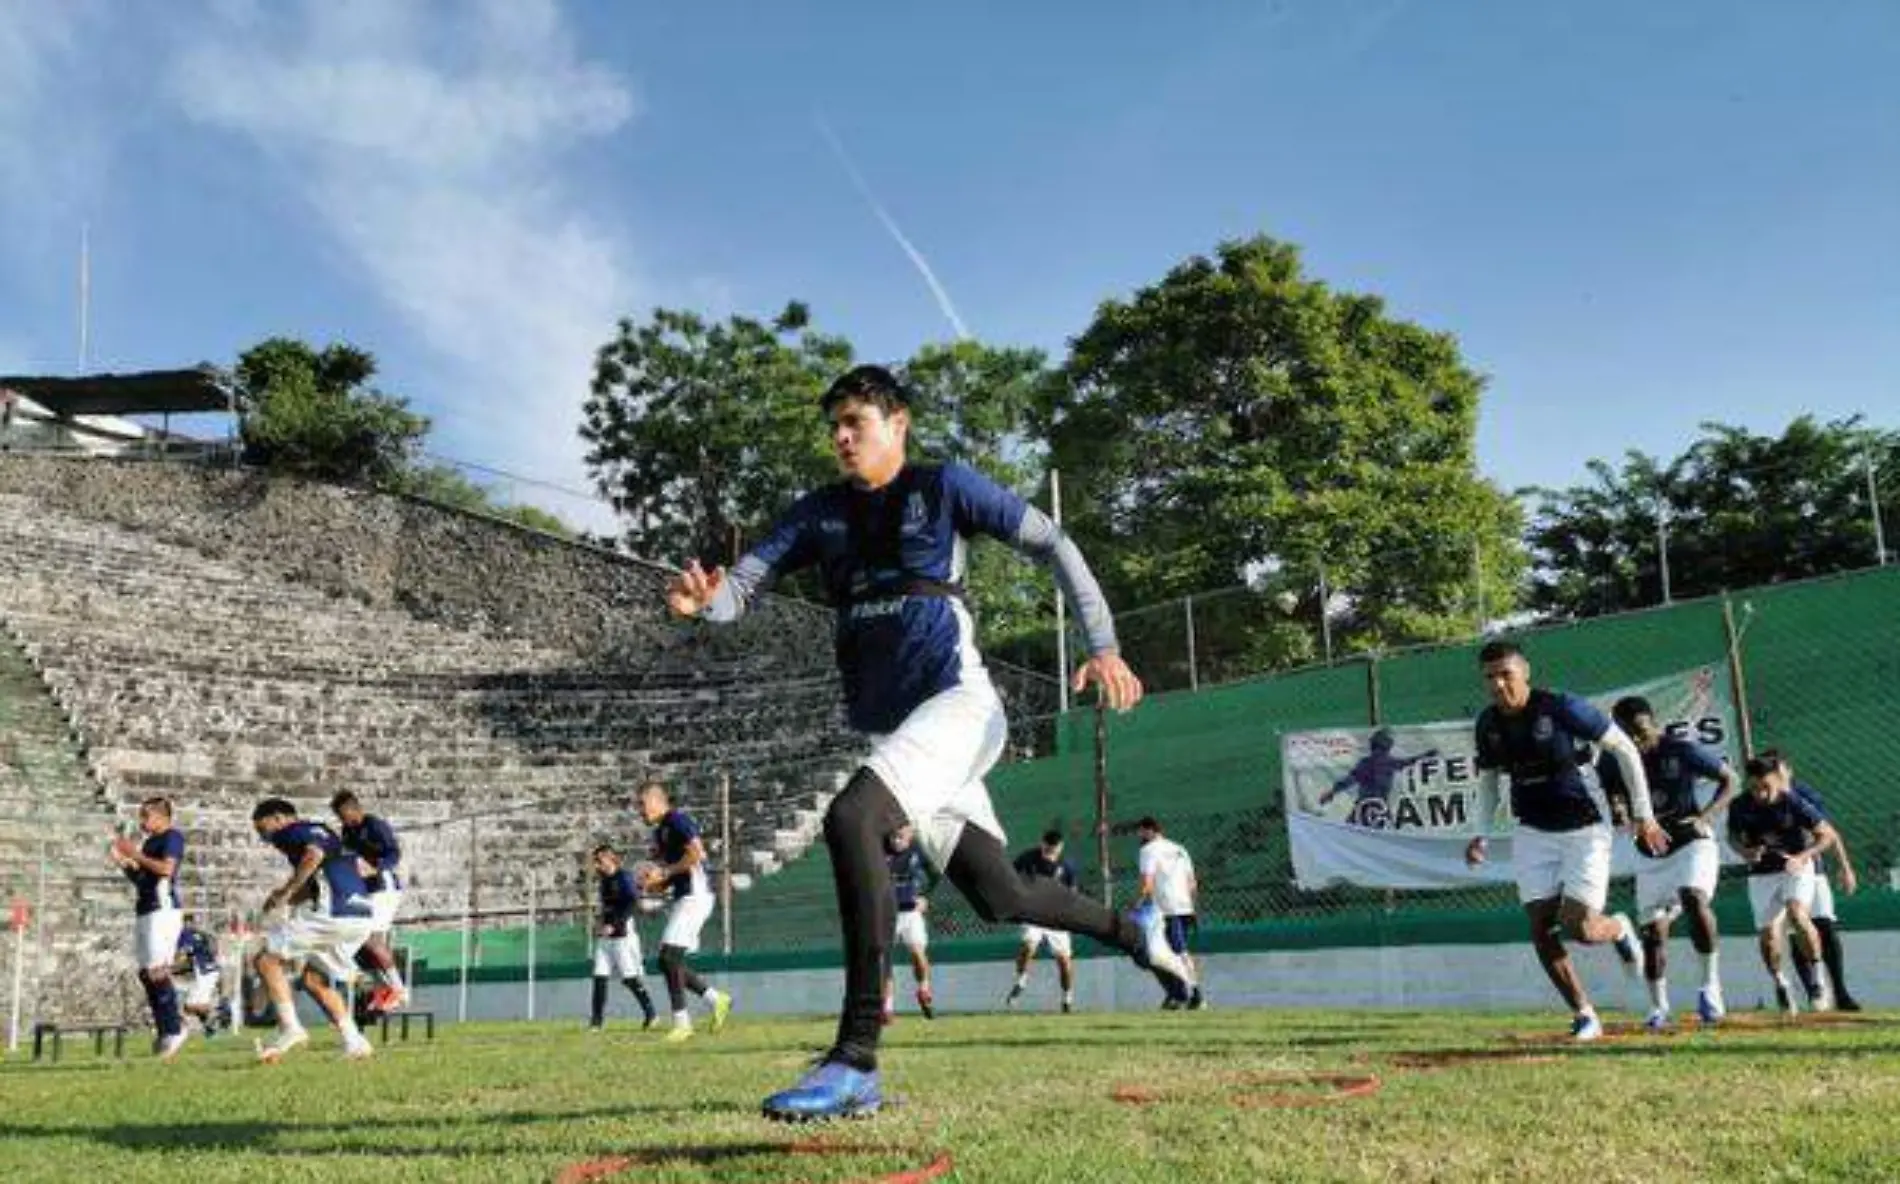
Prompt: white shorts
<box><xmin>183</xmin><ymin>971</ymin><xmax>221</xmax><ymax>1009</ymax></box>
<box><xmin>369</xmin><ymin>888</ymin><xmax>403</xmax><ymax>933</ymax></box>
<box><xmin>1811</xmin><ymin>875</ymin><xmax>1837</xmax><ymax>922</ymax></box>
<box><xmin>1511</xmin><ymin>824</ymin><xmax>1612</xmax><ymax>911</ymax></box>
<box><xmin>1750</xmin><ymin>870</ymin><xmax>1818</xmax><ymax>931</ymax></box>
<box><xmin>267</xmin><ymin>909</ymin><xmax>376</xmax><ymax>982</ymax></box>
<box><xmin>863</xmin><ymin>666</ymin><xmax>1008</xmax><ymax>871</ymax></box>
<box><xmin>1020</xmin><ymin>925</ymin><xmax>1073</xmax><ymax>959</ymax></box>
<box><xmin>894</xmin><ymin>909</ymin><xmax>929</xmax><ymax>955</ymax></box>
<box><xmin>133</xmin><ymin>909</ymin><xmax>183</xmax><ymax>970</ymax></box>
<box><xmin>1636</xmin><ymin>838</ymin><xmax>1721</xmax><ymax>921</ymax></box>
<box><xmin>660</xmin><ymin>893</ymin><xmax>715</xmax><ymax>954</ymax></box>
<box><xmin>593</xmin><ymin>934</ymin><xmax>644</xmax><ymax>978</ymax></box>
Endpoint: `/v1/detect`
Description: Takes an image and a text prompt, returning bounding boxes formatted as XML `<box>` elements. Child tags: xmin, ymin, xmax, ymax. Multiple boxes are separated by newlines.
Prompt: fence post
<box><xmin>1657</xmin><ymin>492</ymin><xmax>1674</xmax><ymax>605</ymax></box>
<box><xmin>1184</xmin><ymin>595</ymin><xmax>1199</xmax><ymax>691</ymax></box>
<box><xmin>719</xmin><ymin>771</ymin><xmax>734</xmax><ymax>957</ymax></box>
<box><xmin>7</xmin><ymin>900</ymin><xmax>25</xmax><ymax>1053</ymax></box>
<box><xmin>1722</xmin><ymin>594</ymin><xmax>1757</xmax><ymax>759</ymax></box>
<box><xmin>1318</xmin><ymin>566</ymin><xmax>1334</xmax><ymax>665</ymax></box>
<box><xmin>1365</xmin><ymin>654</ymin><xmax>1382</xmax><ymax>726</ymax></box>
<box><xmin>1472</xmin><ymin>538</ymin><xmax>1486</xmax><ymax>633</ymax></box>
<box><xmin>457</xmin><ymin>827</ymin><xmax>473</xmax><ymax>1024</ymax></box>
<box><xmin>1093</xmin><ymin>700</ymin><xmax>1112</xmax><ymax>908</ymax></box>
<box><xmin>1867</xmin><ymin>449</ymin><xmax>1889</xmax><ymax>566</ymax></box>
<box><xmin>525</xmin><ymin>869</ymin><xmax>537</xmax><ymax>1022</ymax></box>
<box><xmin>1052</xmin><ymin>469</ymin><xmax>1070</xmax><ymax>714</ymax></box>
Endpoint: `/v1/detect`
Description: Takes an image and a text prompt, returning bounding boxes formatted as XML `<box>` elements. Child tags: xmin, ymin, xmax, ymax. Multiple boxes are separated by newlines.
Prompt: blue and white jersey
<box><xmin>890</xmin><ymin>846</ymin><xmax>930</xmax><ymax>913</ymax></box>
<box><xmin>1791</xmin><ymin>781</ymin><xmax>1834</xmax><ymax>875</ymax></box>
<box><xmin>1475</xmin><ymin>689</ymin><xmax>1611</xmax><ymax>833</ymax></box>
<box><xmin>651</xmin><ymin>809</ymin><xmax>710</xmax><ymax>900</ymax></box>
<box><xmin>176</xmin><ymin>926</ymin><xmax>219</xmax><ymax>975</ymax></box>
<box><xmin>598</xmin><ymin>868</ymin><xmax>638</xmax><ymax>937</ymax></box>
<box><xmin>1012</xmin><ymin>848</ymin><xmax>1078</xmax><ymax>890</ymax></box>
<box><xmin>340</xmin><ymin>813</ymin><xmax>403</xmax><ymax>893</ymax></box>
<box><xmin>710</xmin><ymin>462</ymin><xmax>1118</xmax><ymax>734</ymax></box>
<box><xmin>1597</xmin><ymin>736</ymin><xmax>1728</xmax><ymax>855</ymax></box>
<box><xmin>1728</xmin><ymin>789</ymin><xmax>1827</xmax><ymax>875</ymax></box>
<box><xmin>267</xmin><ymin>820</ymin><xmax>374</xmax><ymax>918</ymax></box>
<box><xmin>127</xmin><ymin>829</ymin><xmax>185</xmax><ymax>915</ymax></box>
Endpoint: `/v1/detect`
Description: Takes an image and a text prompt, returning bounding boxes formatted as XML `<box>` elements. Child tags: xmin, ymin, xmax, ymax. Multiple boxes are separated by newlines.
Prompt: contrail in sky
<box><xmin>813</xmin><ymin>111</ymin><xmax>971</xmax><ymax>340</ymax></box>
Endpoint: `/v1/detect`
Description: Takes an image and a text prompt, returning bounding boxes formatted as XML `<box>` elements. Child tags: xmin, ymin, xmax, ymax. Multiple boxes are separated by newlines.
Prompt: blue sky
<box><xmin>2</xmin><ymin>1</ymin><xmax>1895</xmax><ymax>534</ymax></box>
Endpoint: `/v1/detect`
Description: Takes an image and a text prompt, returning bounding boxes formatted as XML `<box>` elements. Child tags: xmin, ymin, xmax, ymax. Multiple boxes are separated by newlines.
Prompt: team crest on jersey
<box><xmin>902</xmin><ymin>491</ymin><xmax>928</xmax><ymax>536</ymax></box>
<box><xmin>1533</xmin><ymin>716</ymin><xmax>1554</xmax><ymax>740</ymax></box>
<box><xmin>1662</xmin><ymin>757</ymin><xmax>1680</xmax><ymax>779</ymax></box>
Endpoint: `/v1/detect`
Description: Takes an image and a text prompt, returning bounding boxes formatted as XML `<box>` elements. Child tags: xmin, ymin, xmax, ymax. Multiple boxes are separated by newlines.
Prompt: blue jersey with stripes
<box><xmin>340</xmin><ymin>814</ymin><xmax>403</xmax><ymax>892</ymax></box>
<box><xmin>268</xmin><ymin>820</ymin><xmax>374</xmax><ymax>918</ymax></box>
<box><xmin>741</xmin><ymin>462</ymin><xmax>1027</xmax><ymax>734</ymax></box>
<box><xmin>1475</xmin><ymin>689</ymin><xmax>1611</xmax><ymax>833</ymax></box>
<box><xmin>129</xmin><ymin>829</ymin><xmax>185</xmax><ymax>915</ymax></box>
<box><xmin>1597</xmin><ymin>735</ymin><xmax>1727</xmax><ymax>854</ymax></box>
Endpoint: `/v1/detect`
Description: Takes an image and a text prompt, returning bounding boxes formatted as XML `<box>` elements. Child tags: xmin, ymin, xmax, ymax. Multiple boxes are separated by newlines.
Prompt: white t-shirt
<box><xmin>1139</xmin><ymin>837</ymin><xmax>1196</xmax><ymax>917</ymax></box>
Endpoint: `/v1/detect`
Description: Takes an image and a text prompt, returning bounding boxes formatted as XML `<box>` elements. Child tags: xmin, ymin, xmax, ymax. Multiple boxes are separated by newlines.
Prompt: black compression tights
<box><xmin>825</xmin><ymin>768</ymin><xmax>1145</xmax><ymax>1071</ymax></box>
<box><xmin>659</xmin><ymin>945</ymin><xmax>710</xmax><ymax>1013</ymax></box>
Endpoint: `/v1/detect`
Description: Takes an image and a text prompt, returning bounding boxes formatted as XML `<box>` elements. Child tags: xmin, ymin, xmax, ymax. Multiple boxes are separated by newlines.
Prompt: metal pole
<box><xmin>8</xmin><ymin>908</ymin><xmax>24</xmax><ymax>1053</ymax></box>
<box><xmin>1472</xmin><ymin>538</ymin><xmax>1486</xmax><ymax>632</ymax></box>
<box><xmin>1052</xmin><ymin>470</ymin><xmax>1069</xmax><ymax>714</ymax></box>
<box><xmin>77</xmin><ymin>222</ymin><xmax>91</xmax><ymax>373</ymax></box>
<box><xmin>719</xmin><ymin>771</ymin><xmax>734</xmax><ymax>957</ymax></box>
<box><xmin>1657</xmin><ymin>493</ymin><xmax>1674</xmax><ymax>605</ymax></box>
<box><xmin>1093</xmin><ymin>700</ymin><xmax>1112</xmax><ymax>908</ymax></box>
<box><xmin>1721</xmin><ymin>594</ymin><xmax>1757</xmax><ymax>760</ymax></box>
<box><xmin>458</xmin><ymin>823</ymin><xmax>472</xmax><ymax>1024</ymax></box>
<box><xmin>525</xmin><ymin>870</ymin><xmax>537</xmax><ymax>1022</ymax></box>
<box><xmin>1366</xmin><ymin>654</ymin><xmax>1382</xmax><ymax>726</ymax></box>
<box><xmin>1184</xmin><ymin>595</ymin><xmax>1199</xmax><ymax>691</ymax></box>
<box><xmin>1318</xmin><ymin>566</ymin><xmax>1334</xmax><ymax>665</ymax></box>
<box><xmin>1867</xmin><ymin>449</ymin><xmax>1889</xmax><ymax>566</ymax></box>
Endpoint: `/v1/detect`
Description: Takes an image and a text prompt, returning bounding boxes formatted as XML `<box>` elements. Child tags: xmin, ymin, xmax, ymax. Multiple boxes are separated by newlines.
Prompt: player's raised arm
<box><xmin>667</xmin><ymin>497</ymin><xmax>820</xmax><ymax>624</ymax></box>
<box><xmin>944</xmin><ymin>462</ymin><xmax>1141</xmax><ymax>712</ymax></box>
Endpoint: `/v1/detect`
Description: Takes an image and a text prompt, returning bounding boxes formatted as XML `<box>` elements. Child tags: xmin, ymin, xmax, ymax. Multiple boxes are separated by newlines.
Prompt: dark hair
<box><xmin>1040</xmin><ymin>829</ymin><xmax>1064</xmax><ymax>847</ymax></box>
<box><xmin>1744</xmin><ymin>755</ymin><xmax>1783</xmax><ymax>780</ymax></box>
<box><xmin>820</xmin><ymin>365</ymin><xmax>910</xmax><ymax>417</ymax></box>
<box><xmin>1477</xmin><ymin>639</ymin><xmax>1524</xmax><ymax>665</ymax></box>
<box><xmin>139</xmin><ymin>796</ymin><xmax>173</xmax><ymax>817</ymax></box>
<box><xmin>1755</xmin><ymin>747</ymin><xmax>1789</xmax><ymax>771</ymax></box>
<box><xmin>1137</xmin><ymin>816</ymin><xmax>1161</xmax><ymax>833</ymax></box>
<box><xmin>329</xmin><ymin>791</ymin><xmax>360</xmax><ymax>812</ymax></box>
<box><xmin>251</xmin><ymin>798</ymin><xmax>296</xmax><ymax>823</ymax></box>
<box><xmin>1611</xmin><ymin>696</ymin><xmax>1653</xmax><ymax>731</ymax></box>
<box><xmin>592</xmin><ymin>843</ymin><xmax>617</xmax><ymax>858</ymax></box>
<box><xmin>637</xmin><ymin>779</ymin><xmax>669</xmax><ymax>800</ymax></box>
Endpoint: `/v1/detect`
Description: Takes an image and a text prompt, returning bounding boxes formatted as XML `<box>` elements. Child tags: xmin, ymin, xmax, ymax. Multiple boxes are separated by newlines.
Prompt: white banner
<box><xmin>1284</xmin><ymin>666</ymin><xmax>1740</xmax><ymax>891</ymax></box>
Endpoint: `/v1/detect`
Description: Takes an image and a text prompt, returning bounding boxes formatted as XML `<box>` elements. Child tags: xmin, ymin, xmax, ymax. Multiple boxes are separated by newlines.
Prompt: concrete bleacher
<box><xmin>0</xmin><ymin>459</ymin><xmax>873</xmax><ymax>1018</ymax></box>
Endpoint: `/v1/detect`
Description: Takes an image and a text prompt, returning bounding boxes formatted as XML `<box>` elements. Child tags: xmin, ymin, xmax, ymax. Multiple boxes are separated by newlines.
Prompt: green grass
<box><xmin>1</xmin><ymin>1007</ymin><xmax>1896</xmax><ymax>1182</ymax></box>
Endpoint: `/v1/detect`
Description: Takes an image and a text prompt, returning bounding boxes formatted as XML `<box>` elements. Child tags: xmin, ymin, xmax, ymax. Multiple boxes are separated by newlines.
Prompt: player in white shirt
<box><xmin>1137</xmin><ymin>817</ymin><xmax>1203</xmax><ymax>1010</ymax></box>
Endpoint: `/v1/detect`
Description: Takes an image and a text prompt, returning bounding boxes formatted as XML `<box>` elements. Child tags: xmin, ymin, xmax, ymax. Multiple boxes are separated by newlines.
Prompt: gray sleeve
<box><xmin>1009</xmin><ymin>505</ymin><xmax>1119</xmax><ymax>655</ymax></box>
<box><xmin>702</xmin><ymin>555</ymin><xmax>774</xmax><ymax>624</ymax></box>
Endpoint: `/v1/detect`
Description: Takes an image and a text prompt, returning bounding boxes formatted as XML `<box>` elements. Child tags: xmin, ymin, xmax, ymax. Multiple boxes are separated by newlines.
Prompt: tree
<box><xmin>236</xmin><ymin>338</ymin><xmax>428</xmax><ymax>485</ymax></box>
<box><xmin>1526</xmin><ymin>416</ymin><xmax>1899</xmax><ymax>618</ymax></box>
<box><xmin>1047</xmin><ymin>235</ymin><xmax>1523</xmax><ymax>680</ymax></box>
<box><xmin>400</xmin><ymin>463</ymin><xmax>573</xmax><ymax>537</ymax></box>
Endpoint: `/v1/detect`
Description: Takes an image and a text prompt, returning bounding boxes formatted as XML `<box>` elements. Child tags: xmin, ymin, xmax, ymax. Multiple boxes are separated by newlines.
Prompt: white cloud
<box><xmin>169</xmin><ymin>0</ymin><xmax>638</xmax><ymax>531</ymax></box>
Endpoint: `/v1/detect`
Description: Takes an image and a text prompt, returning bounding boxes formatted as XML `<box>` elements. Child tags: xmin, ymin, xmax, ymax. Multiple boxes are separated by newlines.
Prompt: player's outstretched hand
<box><xmin>1464</xmin><ymin>836</ymin><xmax>1487</xmax><ymax>867</ymax></box>
<box><xmin>1634</xmin><ymin>819</ymin><xmax>1670</xmax><ymax>857</ymax></box>
<box><xmin>666</xmin><ymin>560</ymin><xmax>724</xmax><ymax>618</ymax></box>
<box><xmin>1074</xmin><ymin>650</ymin><xmax>1143</xmax><ymax>713</ymax></box>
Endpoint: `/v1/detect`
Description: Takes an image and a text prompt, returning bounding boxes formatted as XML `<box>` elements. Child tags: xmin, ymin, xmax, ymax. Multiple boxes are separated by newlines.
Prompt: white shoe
<box><xmin>1610</xmin><ymin>913</ymin><xmax>1644</xmax><ymax>980</ymax></box>
<box><xmin>256</xmin><ymin>1026</ymin><xmax>310</xmax><ymax>1063</ymax></box>
<box><xmin>342</xmin><ymin>1033</ymin><xmax>375</xmax><ymax>1060</ymax></box>
<box><xmin>1570</xmin><ymin>1011</ymin><xmax>1604</xmax><ymax>1042</ymax></box>
<box><xmin>155</xmin><ymin>1032</ymin><xmax>188</xmax><ymax>1062</ymax></box>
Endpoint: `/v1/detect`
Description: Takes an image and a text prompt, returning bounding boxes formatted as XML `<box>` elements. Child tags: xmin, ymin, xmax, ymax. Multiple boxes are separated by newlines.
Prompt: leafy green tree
<box><xmin>1047</xmin><ymin>236</ymin><xmax>1523</xmax><ymax>679</ymax></box>
<box><xmin>236</xmin><ymin>338</ymin><xmax>427</xmax><ymax>485</ymax></box>
<box><xmin>400</xmin><ymin>463</ymin><xmax>572</xmax><ymax>537</ymax></box>
<box><xmin>1527</xmin><ymin>416</ymin><xmax>1899</xmax><ymax>617</ymax></box>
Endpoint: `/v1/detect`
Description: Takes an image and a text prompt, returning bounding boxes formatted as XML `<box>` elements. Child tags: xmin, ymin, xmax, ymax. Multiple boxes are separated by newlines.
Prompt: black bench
<box><xmin>376</xmin><ymin>1010</ymin><xmax>436</xmax><ymax>1043</ymax></box>
<box><xmin>32</xmin><ymin>1022</ymin><xmax>130</xmax><ymax>1063</ymax></box>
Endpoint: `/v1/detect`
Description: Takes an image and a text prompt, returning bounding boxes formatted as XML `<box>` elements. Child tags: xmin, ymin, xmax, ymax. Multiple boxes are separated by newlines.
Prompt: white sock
<box><xmin>1577</xmin><ymin>1004</ymin><xmax>1597</xmax><ymax>1020</ymax></box>
<box><xmin>338</xmin><ymin>1017</ymin><xmax>362</xmax><ymax>1041</ymax></box>
<box><xmin>1647</xmin><ymin>978</ymin><xmax>1668</xmax><ymax>1011</ymax></box>
<box><xmin>278</xmin><ymin>1017</ymin><xmax>306</xmax><ymax>1036</ymax></box>
<box><xmin>1698</xmin><ymin>949</ymin><xmax>1719</xmax><ymax>990</ymax></box>
<box><xmin>672</xmin><ymin>1009</ymin><xmax>691</xmax><ymax>1029</ymax></box>
<box><xmin>1773</xmin><ymin>971</ymin><xmax>1791</xmax><ymax>992</ymax></box>
<box><xmin>1062</xmin><ymin>990</ymin><xmax>1075</xmax><ymax>1005</ymax></box>
<box><xmin>699</xmin><ymin>987</ymin><xmax>721</xmax><ymax>1007</ymax></box>
<box><xmin>382</xmin><ymin>968</ymin><xmax>406</xmax><ymax>992</ymax></box>
<box><xmin>1014</xmin><ymin>974</ymin><xmax>1028</xmax><ymax>990</ymax></box>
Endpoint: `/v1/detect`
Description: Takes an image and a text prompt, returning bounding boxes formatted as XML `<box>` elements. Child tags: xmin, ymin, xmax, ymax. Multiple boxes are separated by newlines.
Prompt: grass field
<box><xmin>1</xmin><ymin>1007</ymin><xmax>1895</xmax><ymax>1182</ymax></box>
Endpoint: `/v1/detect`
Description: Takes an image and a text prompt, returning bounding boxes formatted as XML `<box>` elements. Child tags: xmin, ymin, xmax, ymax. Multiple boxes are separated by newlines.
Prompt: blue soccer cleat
<box><xmin>762</xmin><ymin>1060</ymin><xmax>883</xmax><ymax>1123</ymax></box>
<box><xmin>1570</xmin><ymin>1011</ymin><xmax>1603</xmax><ymax>1042</ymax></box>
<box><xmin>1644</xmin><ymin>1008</ymin><xmax>1670</xmax><ymax>1034</ymax></box>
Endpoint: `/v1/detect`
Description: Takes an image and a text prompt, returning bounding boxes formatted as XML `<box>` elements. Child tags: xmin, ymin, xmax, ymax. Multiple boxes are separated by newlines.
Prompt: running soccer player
<box><xmin>249</xmin><ymin>798</ymin><xmax>378</xmax><ymax>1062</ymax></box>
<box><xmin>174</xmin><ymin>916</ymin><xmax>225</xmax><ymax>1037</ymax></box>
<box><xmin>1005</xmin><ymin>831</ymin><xmax>1081</xmax><ymax>1014</ymax></box>
<box><xmin>589</xmin><ymin>844</ymin><xmax>657</xmax><ymax>1030</ymax></box>
<box><xmin>1136</xmin><ymin>817</ymin><xmax>1203</xmax><ymax>1011</ymax></box>
<box><xmin>638</xmin><ymin>780</ymin><xmax>732</xmax><ymax>1042</ymax></box>
<box><xmin>1317</xmin><ymin>730</ymin><xmax>1441</xmax><ymax>829</ymax></box>
<box><xmin>665</xmin><ymin>364</ymin><xmax>1191</xmax><ymax>1122</ymax></box>
<box><xmin>1763</xmin><ymin>751</ymin><xmax>1860</xmax><ymax>1010</ymax></box>
<box><xmin>1465</xmin><ymin>642</ymin><xmax>1663</xmax><ymax>1041</ymax></box>
<box><xmin>1727</xmin><ymin>755</ymin><xmax>1837</xmax><ymax>1015</ymax></box>
<box><xmin>108</xmin><ymin>797</ymin><xmax>186</xmax><ymax>1061</ymax></box>
<box><xmin>884</xmin><ymin>823</ymin><xmax>936</xmax><ymax>1022</ymax></box>
<box><xmin>1597</xmin><ymin>697</ymin><xmax>1737</xmax><ymax>1031</ymax></box>
<box><xmin>331</xmin><ymin>791</ymin><xmax>409</xmax><ymax>1013</ymax></box>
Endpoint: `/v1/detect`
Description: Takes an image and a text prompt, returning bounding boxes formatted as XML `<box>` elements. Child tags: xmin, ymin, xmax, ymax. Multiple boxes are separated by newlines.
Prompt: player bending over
<box><xmin>884</xmin><ymin>823</ymin><xmax>936</xmax><ymax>1022</ymax></box>
<box><xmin>589</xmin><ymin>844</ymin><xmax>657</xmax><ymax>1030</ymax></box>
<box><xmin>250</xmin><ymin>798</ymin><xmax>378</xmax><ymax>1062</ymax></box>
<box><xmin>332</xmin><ymin>792</ymin><xmax>410</xmax><ymax>1013</ymax></box>
<box><xmin>109</xmin><ymin>796</ymin><xmax>187</xmax><ymax>1061</ymax></box>
<box><xmin>1729</xmin><ymin>755</ymin><xmax>1838</xmax><ymax>1015</ymax></box>
<box><xmin>638</xmin><ymin>780</ymin><xmax>732</xmax><ymax>1042</ymax></box>
<box><xmin>1005</xmin><ymin>831</ymin><xmax>1082</xmax><ymax>1014</ymax></box>
<box><xmin>1465</xmin><ymin>642</ymin><xmax>1662</xmax><ymax>1041</ymax></box>
<box><xmin>1597</xmin><ymin>696</ymin><xmax>1737</xmax><ymax>1030</ymax></box>
<box><xmin>666</xmin><ymin>364</ymin><xmax>1191</xmax><ymax>1122</ymax></box>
